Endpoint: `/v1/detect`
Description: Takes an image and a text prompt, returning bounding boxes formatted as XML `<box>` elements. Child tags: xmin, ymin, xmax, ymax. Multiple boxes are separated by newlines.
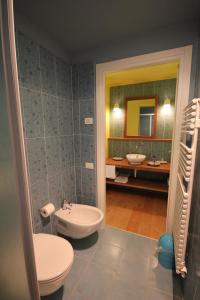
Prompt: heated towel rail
<box><xmin>173</xmin><ymin>98</ymin><xmax>200</xmax><ymax>276</ymax></box>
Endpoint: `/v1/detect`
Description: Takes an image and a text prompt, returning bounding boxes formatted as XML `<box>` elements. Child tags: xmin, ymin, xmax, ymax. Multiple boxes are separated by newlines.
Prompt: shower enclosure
<box><xmin>0</xmin><ymin>0</ymin><xmax>39</xmax><ymax>299</ymax></box>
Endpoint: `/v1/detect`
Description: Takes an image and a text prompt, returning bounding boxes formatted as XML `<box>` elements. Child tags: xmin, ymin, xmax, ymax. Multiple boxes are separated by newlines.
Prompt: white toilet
<box><xmin>33</xmin><ymin>233</ymin><xmax>74</xmax><ymax>296</ymax></box>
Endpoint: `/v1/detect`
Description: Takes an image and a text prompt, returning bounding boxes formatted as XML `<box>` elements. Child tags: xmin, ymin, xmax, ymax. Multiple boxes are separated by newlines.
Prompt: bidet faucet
<box><xmin>62</xmin><ymin>200</ymin><xmax>72</xmax><ymax>210</ymax></box>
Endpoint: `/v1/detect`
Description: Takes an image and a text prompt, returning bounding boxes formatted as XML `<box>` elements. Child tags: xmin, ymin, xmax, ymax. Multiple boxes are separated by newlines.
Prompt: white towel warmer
<box><xmin>173</xmin><ymin>98</ymin><xmax>200</xmax><ymax>277</ymax></box>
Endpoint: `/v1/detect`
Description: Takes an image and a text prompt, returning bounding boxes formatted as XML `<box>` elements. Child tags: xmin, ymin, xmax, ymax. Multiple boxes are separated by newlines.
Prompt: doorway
<box><xmin>105</xmin><ymin>63</ymin><xmax>177</xmax><ymax>239</ymax></box>
<box><xmin>96</xmin><ymin>46</ymin><xmax>192</xmax><ymax>236</ymax></box>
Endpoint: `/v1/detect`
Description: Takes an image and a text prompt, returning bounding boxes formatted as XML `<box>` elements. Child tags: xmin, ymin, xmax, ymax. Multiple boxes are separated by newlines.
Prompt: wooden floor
<box><xmin>106</xmin><ymin>187</ymin><xmax>167</xmax><ymax>239</ymax></box>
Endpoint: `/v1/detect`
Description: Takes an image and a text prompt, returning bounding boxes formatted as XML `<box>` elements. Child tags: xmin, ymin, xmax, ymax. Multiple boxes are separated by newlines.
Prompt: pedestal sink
<box><xmin>126</xmin><ymin>154</ymin><xmax>146</xmax><ymax>164</ymax></box>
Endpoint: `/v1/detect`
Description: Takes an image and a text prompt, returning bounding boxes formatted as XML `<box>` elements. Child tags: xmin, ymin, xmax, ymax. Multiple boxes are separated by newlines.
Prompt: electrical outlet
<box><xmin>85</xmin><ymin>162</ymin><xmax>94</xmax><ymax>169</ymax></box>
<box><xmin>84</xmin><ymin>117</ymin><xmax>93</xmax><ymax>124</ymax></box>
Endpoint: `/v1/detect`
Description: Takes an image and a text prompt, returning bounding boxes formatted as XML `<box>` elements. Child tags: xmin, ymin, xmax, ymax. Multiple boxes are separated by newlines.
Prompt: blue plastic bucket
<box><xmin>158</xmin><ymin>234</ymin><xmax>175</xmax><ymax>270</ymax></box>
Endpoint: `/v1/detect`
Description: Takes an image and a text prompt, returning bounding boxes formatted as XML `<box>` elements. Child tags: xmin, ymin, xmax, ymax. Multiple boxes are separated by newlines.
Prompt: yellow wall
<box><xmin>105</xmin><ymin>86</ymin><xmax>110</xmax><ymax>158</ymax></box>
<box><xmin>127</xmin><ymin>99</ymin><xmax>155</xmax><ymax>136</ymax></box>
<box><xmin>105</xmin><ymin>62</ymin><xmax>178</xmax><ymax>157</ymax></box>
<box><xmin>106</xmin><ymin>61</ymin><xmax>178</xmax><ymax>87</ymax></box>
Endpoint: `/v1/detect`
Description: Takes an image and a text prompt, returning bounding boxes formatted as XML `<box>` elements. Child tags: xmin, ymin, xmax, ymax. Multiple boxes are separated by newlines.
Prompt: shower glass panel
<box><xmin>0</xmin><ymin>0</ymin><xmax>39</xmax><ymax>299</ymax></box>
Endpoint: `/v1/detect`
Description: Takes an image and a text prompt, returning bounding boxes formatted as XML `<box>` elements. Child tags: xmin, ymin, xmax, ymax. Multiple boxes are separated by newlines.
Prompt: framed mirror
<box><xmin>124</xmin><ymin>96</ymin><xmax>157</xmax><ymax>138</ymax></box>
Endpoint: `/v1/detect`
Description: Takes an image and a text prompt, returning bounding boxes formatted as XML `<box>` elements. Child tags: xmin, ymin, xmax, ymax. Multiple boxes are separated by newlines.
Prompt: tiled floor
<box><xmin>42</xmin><ymin>227</ymin><xmax>182</xmax><ymax>300</ymax></box>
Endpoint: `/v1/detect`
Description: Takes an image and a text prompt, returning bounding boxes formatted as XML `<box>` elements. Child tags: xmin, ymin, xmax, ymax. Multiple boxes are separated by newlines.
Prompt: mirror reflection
<box><xmin>125</xmin><ymin>97</ymin><xmax>157</xmax><ymax>137</ymax></box>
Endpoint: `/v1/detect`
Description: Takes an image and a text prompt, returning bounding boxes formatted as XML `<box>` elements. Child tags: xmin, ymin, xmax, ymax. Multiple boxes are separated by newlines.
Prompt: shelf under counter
<box><xmin>106</xmin><ymin>158</ymin><xmax>170</xmax><ymax>193</ymax></box>
<box><xmin>106</xmin><ymin>177</ymin><xmax>168</xmax><ymax>193</ymax></box>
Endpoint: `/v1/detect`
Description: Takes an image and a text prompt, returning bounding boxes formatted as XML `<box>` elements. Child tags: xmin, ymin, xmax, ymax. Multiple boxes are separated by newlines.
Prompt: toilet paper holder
<box><xmin>40</xmin><ymin>203</ymin><xmax>55</xmax><ymax>218</ymax></box>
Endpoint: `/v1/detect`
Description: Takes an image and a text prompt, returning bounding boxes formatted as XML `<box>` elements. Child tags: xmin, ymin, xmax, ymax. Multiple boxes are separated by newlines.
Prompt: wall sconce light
<box><xmin>113</xmin><ymin>102</ymin><xmax>120</xmax><ymax>112</ymax></box>
<box><xmin>161</xmin><ymin>98</ymin><xmax>172</xmax><ymax>116</ymax></box>
<box><xmin>113</xmin><ymin>102</ymin><xmax>122</xmax><ymax>117</ymax></box>
<box><xmin>164</xmin><ymin>98</ymin><xmax>171</xmax><ymax>106</ymax></box>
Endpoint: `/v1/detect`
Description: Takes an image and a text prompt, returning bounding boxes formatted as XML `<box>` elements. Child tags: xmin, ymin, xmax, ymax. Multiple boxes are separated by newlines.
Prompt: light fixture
<box><xmin>113</xmin><ymin>102</ymin><xmax>120</xmax><ymax>112</ymax></box>
<box><xmin>161</xmin><ymin>98</ymin><xmax>172</xmax><ymax>116</ymax></box>
<box><xmin>113</xmin><ymin>102</ymin><xmax>122</xmax><ymax>117</ymax></box>
<box><xmin>164</xmin><ymin>98</ymin><xmax>171</xmax><ymax>106</ymax></box>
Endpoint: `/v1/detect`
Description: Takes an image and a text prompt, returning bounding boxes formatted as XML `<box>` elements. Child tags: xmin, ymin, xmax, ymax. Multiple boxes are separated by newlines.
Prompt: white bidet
<box><xmin>55</xmin><ymin>204</ymin><xmax>104</xmax><ymax>239</ymax></box>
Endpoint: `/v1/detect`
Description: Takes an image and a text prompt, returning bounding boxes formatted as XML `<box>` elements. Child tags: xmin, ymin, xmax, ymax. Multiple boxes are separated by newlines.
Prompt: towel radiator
<box><xmin>173</xmin><ymin>98</ymin><xmax>200</xmax><ymax>277</ymax></box>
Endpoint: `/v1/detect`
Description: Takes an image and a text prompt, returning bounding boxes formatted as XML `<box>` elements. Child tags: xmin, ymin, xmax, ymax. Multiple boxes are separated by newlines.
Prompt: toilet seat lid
<box><xmin>33</xmin><ymin>233</ymin><xmax>74</xmax><ymax>282</ymax></box>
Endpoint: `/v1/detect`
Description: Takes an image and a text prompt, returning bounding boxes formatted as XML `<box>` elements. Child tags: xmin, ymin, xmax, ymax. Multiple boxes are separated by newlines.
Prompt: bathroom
<box><xmin>105</xmin><ymin>63</ymin><xmax>177</xmax><ymax>239</ymax></box>
<box><xmin>0</xmin><ymin>1</ymin><xmax>200</xmax><ymax>300</ymax></box>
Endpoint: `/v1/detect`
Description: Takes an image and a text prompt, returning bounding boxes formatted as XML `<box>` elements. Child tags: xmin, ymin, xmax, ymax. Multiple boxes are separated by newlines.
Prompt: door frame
<box><xmin>96</xmin><ymin>45</ymin><xmax>192</xmax><ymax>232</ymax></box>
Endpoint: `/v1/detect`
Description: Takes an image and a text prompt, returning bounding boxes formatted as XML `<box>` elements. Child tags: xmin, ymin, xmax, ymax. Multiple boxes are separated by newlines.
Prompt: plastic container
<box><xmin>157</xmin><ymin>234</ymin><xmax>175</xmax><ymax>269</ymax></box>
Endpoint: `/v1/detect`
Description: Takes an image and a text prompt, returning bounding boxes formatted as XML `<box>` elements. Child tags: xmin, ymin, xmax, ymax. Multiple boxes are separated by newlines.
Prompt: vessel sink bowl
<box><xmin>126</xmin><ymin>154</ymin><xmax>146</xmax><ymax>164</ymax></box>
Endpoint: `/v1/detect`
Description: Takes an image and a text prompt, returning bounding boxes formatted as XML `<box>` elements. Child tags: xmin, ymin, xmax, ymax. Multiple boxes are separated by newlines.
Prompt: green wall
<box><xmin>109</xmin><ymin>79</ymin><xmax>176</xmax><ymax>161</ymax></box>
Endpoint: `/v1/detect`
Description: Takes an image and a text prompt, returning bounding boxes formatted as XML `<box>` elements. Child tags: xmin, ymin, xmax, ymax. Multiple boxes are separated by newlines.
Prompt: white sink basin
<box><xmin>126</xmin><ymin>154</ymin><xmax>146</xmax><ymax>164</ymax></box>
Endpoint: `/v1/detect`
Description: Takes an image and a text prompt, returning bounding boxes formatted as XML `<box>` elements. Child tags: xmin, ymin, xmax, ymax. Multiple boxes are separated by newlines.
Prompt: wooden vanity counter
<box><xmin>106</xmin><ymin>158</ymin><xmax>170</xmax><ymax>193</ymax></box>
<box><xmin>106</xmin><ymin>158</ymin><xmax>170</xmax><ymax>173</ymax></box>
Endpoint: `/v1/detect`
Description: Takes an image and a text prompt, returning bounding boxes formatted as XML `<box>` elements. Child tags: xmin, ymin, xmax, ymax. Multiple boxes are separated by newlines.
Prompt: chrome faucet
<box><xmin>62</xmin><ymin>200</ymin><xmax>72</xmax><ymax>210</ymax></box>
<box><xmin>152</xmin><ymin>155</ymin><xmax>157</xmax><ymax>163</ymax></box>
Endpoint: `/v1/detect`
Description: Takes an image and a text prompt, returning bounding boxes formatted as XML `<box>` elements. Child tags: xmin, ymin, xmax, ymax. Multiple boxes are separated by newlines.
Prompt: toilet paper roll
<box><xmin>40</xmin><ymin>203</ymin><xmax>55</xmax><ymax>218</ymax></box>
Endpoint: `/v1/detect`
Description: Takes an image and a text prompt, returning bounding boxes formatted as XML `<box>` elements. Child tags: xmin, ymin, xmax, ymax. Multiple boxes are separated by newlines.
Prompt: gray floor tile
<box><xmin>66</xmin><ymin>231</ymin><xmax>101</xmax><ymax>259</ymax></box>
<box><xmin>146</xmin><ymin>263</ymin><xmax>182</xmax><ymax>297</ymax></box>
<box><xmin>102</xmin><ymin>226</ymin><xmax>132</xmax><ymax>249</ymax></box>
<box><xmin>109</xmin><ymin>277</ymin><xmax>147</xmax><ymax>300</ymax></box>
<box><xmin>76</xmin><ymin>262</ymin><xmax>115</xmax><ymax>300</ymax></box>
<box><xmin>63</xmin><ymin>256</ymin><xmax>89</xmax><ymax>295</ymax></box>
<box><xmin>117</xmin><ymin>253</ymin><xmax>149</xmax><ymax>287</ymax></box>
<box><xmin>65</xmin><ymin>291</ymin><xmax>86</xmax><ymax>300</ymax></box>
<box><xmin>145</xmin><ymin>288</ymin><xmax>182</xmax><ymax>300</ymax></box>
<box><xmin>147</xmin><ymin>263</ymin><xmax>172</xmax><ymax>292</ymax></box>
<box><xmin>124</xmin><ymin>233</ymin><xmax>157</xmax><ymax>259</ymax></box>
<box><xmin>92</xmin><ymin>242</ymin><xmax>123</xmax><ymax>271</ymax></box>
<box><xmin>41</xmin><ymin>228</ymin><xmax>182</xmax><ymax>300</ymax></box>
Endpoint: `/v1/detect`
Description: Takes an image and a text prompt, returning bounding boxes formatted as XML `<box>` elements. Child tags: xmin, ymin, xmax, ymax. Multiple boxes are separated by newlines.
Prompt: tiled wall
<box><xmin>109</xmin><ymin>140</ymin><xmax>172</xmax><ymax>162</ymax></box>
<box><xmin>72</xmin><ymin>63</ymin><xmax>96</xmax><ymax>206</ymax></box>
<box><xmin>183</xmin><ymin>39</ymin><xmax>200</xmax><ymax>300</ymax></box>
<box><xmin>16</xmin><ymin>30</ymin><xmax>75</xmax><ymax>233</ymax></box>
<box><xmin>108</xmin><ymin>79</ymin><xmax>176</xmax><ymax>161</ymax></box>
<box><xmin>15</xmin><ymin>29</ymin><xmax>177</xmax><ymax>234</ymax></box>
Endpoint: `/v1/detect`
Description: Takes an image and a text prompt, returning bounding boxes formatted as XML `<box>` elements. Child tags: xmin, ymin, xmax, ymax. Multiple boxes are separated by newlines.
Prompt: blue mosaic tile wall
<box><xmin>72</xmin><ymin>63</ymin><xmax>96</xmax><ymax>206</ymax></box>
<box><xmin>16</xmin><ymin>30</ymin><xmax>75</xmax><ymax>233</ymax></box>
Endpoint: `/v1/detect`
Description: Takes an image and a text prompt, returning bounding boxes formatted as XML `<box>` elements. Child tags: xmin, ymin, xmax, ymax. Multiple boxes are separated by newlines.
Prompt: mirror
<box><xmin>125</xmin><ymin>96</ymin><xmax>157</xmax><ymax>138</ymax></box>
